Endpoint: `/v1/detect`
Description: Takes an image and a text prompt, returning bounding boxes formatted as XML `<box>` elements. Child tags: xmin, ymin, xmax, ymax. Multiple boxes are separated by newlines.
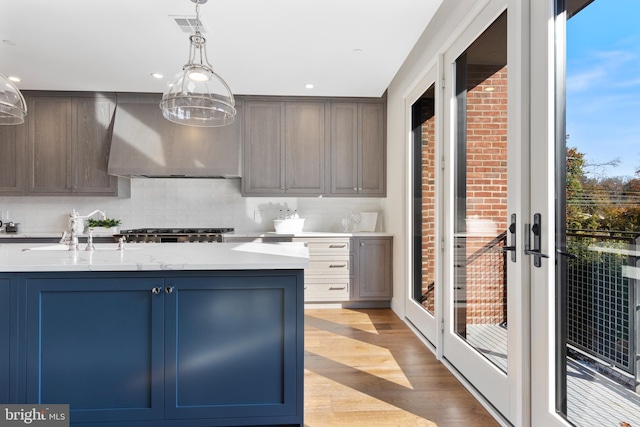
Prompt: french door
<box><xmin>406</xmin><ymin>65</ymin><xmax>440</xmax><ymax>348</ymax></box>
<box><xmin>441</xmin><ymin>6</ymin><xmax>523</xmax><ymax>421</ymax></box>
<box><xmin>433</xmin><ymin>1</ymin><xmax>531</xmax><ymax>424</ymax></box>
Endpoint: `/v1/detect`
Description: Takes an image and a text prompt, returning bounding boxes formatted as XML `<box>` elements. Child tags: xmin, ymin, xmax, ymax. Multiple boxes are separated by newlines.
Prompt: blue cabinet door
<box><xmin>164</xmin><ymin>271</ymin><xmax>304</xmax><ymax>425</ymax></box>
<box><xmin>0</xmin><ymin>278</ymin><xmax>12</xmax><ymax>403</ymax></box>
<box><xmin>24</xmin><ymin>276</ymin><xmax>165</xmax><ymax>424</ymax></box>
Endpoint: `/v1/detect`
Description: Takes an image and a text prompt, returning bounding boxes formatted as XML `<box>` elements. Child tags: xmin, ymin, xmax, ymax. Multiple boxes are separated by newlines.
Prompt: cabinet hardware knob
<box><xmin>165</xmin><ymin>286</ymin><xmax>174</xmax><ymax>294</ymax></box>
<box><xmin>360</xmin><ymin>243</ymin><xmax>364</xmax><ymax>246</ymax></box>
<box><xmin>353</xmin><ymin>187</ymin><xmax>357</xmax><ymax>191</ymax></box>
<box><xmin>151</xmin><ymin>287</ymin><xmax>161</xmax><ymax>294</ymax></box>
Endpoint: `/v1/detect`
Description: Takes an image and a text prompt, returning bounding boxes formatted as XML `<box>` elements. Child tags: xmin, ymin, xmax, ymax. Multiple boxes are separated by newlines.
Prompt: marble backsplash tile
<box><xmin>0</xmin><ymin>179</ymin><xmax>384</xmax><ymax>233</ymax></box>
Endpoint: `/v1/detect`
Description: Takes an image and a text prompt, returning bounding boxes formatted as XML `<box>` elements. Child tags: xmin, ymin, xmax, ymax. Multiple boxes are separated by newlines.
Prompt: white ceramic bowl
<box><xmin>273</xmin><ymin>218</ymin><xmax>305</xmax><ymax>233</ymax></box>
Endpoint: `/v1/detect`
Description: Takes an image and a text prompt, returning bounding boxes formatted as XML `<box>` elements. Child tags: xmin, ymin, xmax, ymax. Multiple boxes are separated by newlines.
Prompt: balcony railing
<box><xmin>566</xmin><ymin>230</ymin><xmax>638</xmax><ymax>387</ymax></box>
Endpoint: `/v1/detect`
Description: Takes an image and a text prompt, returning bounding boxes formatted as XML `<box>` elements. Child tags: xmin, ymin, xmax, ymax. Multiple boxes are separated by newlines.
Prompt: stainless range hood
<box><xmin>108</xmin><ymin>93</ymin><xmax>242</xmax><ymax>178</ymax></box>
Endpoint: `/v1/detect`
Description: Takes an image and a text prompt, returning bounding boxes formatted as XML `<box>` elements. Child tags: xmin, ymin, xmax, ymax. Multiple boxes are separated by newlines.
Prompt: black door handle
<box><xmin>525</xmin><ymin>213</ymin><xmax>549</xmax><ymax>267</ymax></box>
<box><xmin>501</xmin><ymin>214</ymin><xmax>517</xmax><ymax>262</ymax></box>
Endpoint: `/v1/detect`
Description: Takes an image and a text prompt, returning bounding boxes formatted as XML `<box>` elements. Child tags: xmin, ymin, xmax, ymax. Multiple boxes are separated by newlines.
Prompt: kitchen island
<box><xmin>0</xmin><ymin>242</ymin><xmax>308</xmax><ymax>427</ymax></box>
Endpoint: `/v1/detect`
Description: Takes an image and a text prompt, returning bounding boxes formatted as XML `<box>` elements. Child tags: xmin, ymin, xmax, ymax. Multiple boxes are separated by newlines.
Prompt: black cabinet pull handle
<box><xmin>329</xmin><ymin>264</ymin><xmax>346</xmax><ymax>268</ymax></box>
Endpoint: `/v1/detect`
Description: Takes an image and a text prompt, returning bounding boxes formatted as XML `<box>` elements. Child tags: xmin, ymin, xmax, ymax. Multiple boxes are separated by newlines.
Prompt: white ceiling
<box><xmin>0</xmin><ymin>0</ymin><xmax>443</xmax><ymax>98</ymax></box>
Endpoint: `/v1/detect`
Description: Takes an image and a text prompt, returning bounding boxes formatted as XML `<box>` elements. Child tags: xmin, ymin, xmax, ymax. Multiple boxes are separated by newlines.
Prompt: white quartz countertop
<box><xmin>228</xmin><ymin>231</ymin><xmax>394</xmax><ymax>238</ymax></box>
<box><xmin>0</xmin><ymin>242</ymin><xmax>309</xmax><ymax>272</ymax></box>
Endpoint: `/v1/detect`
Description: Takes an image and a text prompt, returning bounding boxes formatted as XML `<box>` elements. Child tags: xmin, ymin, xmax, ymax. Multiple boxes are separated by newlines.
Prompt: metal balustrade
<box><xmin>566</xmin><ymin>230</ymin><xmax>638</xmax><ymax>385</ymax></box>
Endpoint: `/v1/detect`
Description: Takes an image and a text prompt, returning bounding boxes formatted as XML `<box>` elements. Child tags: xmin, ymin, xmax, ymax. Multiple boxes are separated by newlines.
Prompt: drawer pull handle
<box><xmin>329</xmin><ymin>244</ymin><xmax>346</xmax><ymax>248</ymax></box>
<box><xmin>329</xmin><ymin>286</ymin><xmax>346</xmax><ymax>290</ymax></box>
<box><xmin>329</xmin><ymin>264</ymin><xmax>346</xmax><ymax>268</ymax></box>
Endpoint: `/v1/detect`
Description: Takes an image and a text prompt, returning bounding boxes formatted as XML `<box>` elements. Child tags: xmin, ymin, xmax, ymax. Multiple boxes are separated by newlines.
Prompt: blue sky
<box><xmin>567</xmin><ymin>0</ymin><xmax>640</xmax><ymax>179</ymax></box>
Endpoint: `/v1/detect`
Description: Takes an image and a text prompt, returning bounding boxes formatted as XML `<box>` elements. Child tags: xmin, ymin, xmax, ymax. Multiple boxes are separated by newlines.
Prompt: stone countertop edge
<box><xmin>0</xmin><ymin>242</ymin><xmax>310</xmax><ymax>273</ymax></box>
<box><xmin>0</xmin><ymin>231</ymin><xmax>394</xmax><ymax>239</ymax></box>
<box><xmin>229</xmin><ymin>231</ymin><xmax>394</xmax><ymax>238</ymax></box>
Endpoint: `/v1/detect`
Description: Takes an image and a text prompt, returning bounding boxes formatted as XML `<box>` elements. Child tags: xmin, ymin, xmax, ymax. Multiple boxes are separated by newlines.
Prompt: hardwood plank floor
<box><xmin>304</xmin><ymin>308</ymin><xmax>499</xmax><ymax>427</ymax></box>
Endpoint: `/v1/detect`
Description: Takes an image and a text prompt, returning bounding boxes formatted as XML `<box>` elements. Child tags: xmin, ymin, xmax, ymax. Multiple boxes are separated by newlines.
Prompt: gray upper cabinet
<box><xmin>285</xmin><ymin>102</ymin><xmax>326</xmax><ymax>194</ymax></box>
<box><xmin>0</xmin><ymin>124</ymin><xmax>25</xmax><ymax>195</ymax></box>
<box><xmin>243</xmin><ymin>97</ymin><xmax>385</xmax><ymax>197</ymax></box>
<box><xmin>27</xmin><ymin>96</ymin><xmax>73</xmax><ymax>194</ymax></box>
<box><xmin>243</xmin><ymin>101</ymin><xmax>285</xmax><ymax>194</ymax></box>
<box><xmin>243</xmin><ymin>100</ymin><xmax>326</xmax><ymax>196</ymax></box>
<box><xmin>330</xmin><ymin>101</ymin><xmax>386</xmax><ymax>196</ymax></box>
<box><xmin>25</xmin><ymin>93</ymin><xmax>117</xmax><ymax>196</ymax></box>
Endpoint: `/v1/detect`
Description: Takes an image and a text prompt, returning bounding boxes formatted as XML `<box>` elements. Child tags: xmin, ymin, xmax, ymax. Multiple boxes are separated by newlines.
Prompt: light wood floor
<box><xmin>304</xmin><ymin>308</ymin><xmax>500</xmax><ymax>427</ymax></box>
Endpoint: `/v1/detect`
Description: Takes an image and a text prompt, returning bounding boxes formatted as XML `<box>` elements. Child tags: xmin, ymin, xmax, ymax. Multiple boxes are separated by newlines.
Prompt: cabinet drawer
<box><xmin>294</xmin><ymin>238</ymin><xmax>350</xmax><ymax>254</ymax></box>
<box><xmin>306</xmin><ymin>256</ymin><xmax>351</xmax><ymax>276</ymax></box>
<box><xmin>304</xmin><ymin>279</ymin><xmax>350</xmax><ymax>301</ymax></box>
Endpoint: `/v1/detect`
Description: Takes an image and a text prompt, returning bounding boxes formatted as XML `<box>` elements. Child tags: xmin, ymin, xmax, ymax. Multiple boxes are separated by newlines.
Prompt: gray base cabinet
<box><xmin>4</xmin><ymin>270</ymin><xmax>304</xmax><ymax>427</ymax></box>
<box><xmin>353</xmin><ymin>237</ymin><xmax>393</xmax><ymax>300</ymax></box>
<box><xmin>224</xmin><ymin>236</ymin><xmax>393</xmax><ymax>304</ymax></box>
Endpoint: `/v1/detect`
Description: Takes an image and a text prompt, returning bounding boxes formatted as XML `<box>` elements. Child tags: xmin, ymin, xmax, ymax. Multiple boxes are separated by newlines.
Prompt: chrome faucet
<box><xmin>62</xmin><ymin>209</ymin><xmax>106</xmax><ymax>251</ymax></box>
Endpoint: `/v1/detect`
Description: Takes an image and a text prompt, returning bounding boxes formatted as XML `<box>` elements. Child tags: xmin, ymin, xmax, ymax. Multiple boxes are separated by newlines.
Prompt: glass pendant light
<box><xmin>160</xmin><ymin>0</ymin><xmax>236</xmax><ymax>127</ymax></box>
<box><xmin>0</xmin><ymin>73</ymin><xmax>27</xmax><ymax>125</ymax></box>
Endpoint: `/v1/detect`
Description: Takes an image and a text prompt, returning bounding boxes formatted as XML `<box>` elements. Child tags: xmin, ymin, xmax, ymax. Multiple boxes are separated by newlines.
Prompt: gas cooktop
<box><xmin>118</xmin><ymin>228</ymin><xmax>234</xmax><ymax>235</ymax></box>
<box><xmin>113</xmin><ymin>228</ymin><xmax>234</xmax><ymax>243</ymax></box>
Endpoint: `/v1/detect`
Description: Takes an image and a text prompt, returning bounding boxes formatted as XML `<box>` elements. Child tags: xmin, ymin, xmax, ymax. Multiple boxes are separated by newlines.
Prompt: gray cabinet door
<box><xmin>354</xmin><ymin>237</ymin><xmax>393</xmax><ymax>300</ymax></box>
<box><xmin>26</xmin><ymin>96</ymin><xmax>73</xmax><ymax>194</ymax></box>
<box><xmin>329</xmin><ymin>101</ymin><xmax>386</xmax><ymax>196</ymax></box>
<box><xmin>0</xmin><ymin>124</ymin><xmax>25</xmax><ymax>195</ymax></box>
<box><xmin>330</xmin><ymin>103</ymin><xmax>359</xmax><ymax>195</ymax></box>
<box><xmin>243</xmin><ymin>101</ymin><xmax>285</xmax><ymax>194</ymax></box>
<box><xmin>71</xmin><ymin>95</ymin><xmax>117</xmax><ymax>194</ymax></box>
<box><xmin>285</xmin><ymin>101</ymin><xmax>326</xmax><ymax>194</ymax></box>
<box><xmin>359</xmin><ymin>102</ymin><xmax>386</xmax><ymax>195</ymax></box>
<box><xmin>25</xmin><ymin>94</ymin><xmax>118</xmax><ymax>196</ymax></box>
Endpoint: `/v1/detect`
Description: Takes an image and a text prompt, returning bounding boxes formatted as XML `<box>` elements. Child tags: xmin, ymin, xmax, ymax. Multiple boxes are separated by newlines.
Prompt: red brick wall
<box><xmin>417</xmin><ymin>65</ymin><xmax>507</xmax><ymax>325</ymax></box>
<box><xmin>463</xmin><ymin>64</ymin><xmax>508</xmax><ymax>325</ymax></box>
<box><xmin>420</xmin><ymin>98</ymin><xmax>436</xmax><ymax>313</ymax></box>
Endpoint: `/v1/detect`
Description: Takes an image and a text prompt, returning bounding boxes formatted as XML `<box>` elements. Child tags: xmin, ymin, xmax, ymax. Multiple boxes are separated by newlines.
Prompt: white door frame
<box><xmin>529</xmin><ymin>0</ymin><xmax>573</xmax><ymax>425</ymax></box>
<box><xmin>438</xmin><ymin>1</ymin><xmax>529</xmax><ymax>424</ymax></box>
<box><xmin>404</xmin><ymin>60</ymin><xmax>443</xmax><ymax>351</ymax></box>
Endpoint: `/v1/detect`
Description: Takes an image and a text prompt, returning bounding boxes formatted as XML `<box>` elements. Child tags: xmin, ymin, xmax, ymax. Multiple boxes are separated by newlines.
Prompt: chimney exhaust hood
<box><xmin>108</xmin><ymin>93</ymin><xmax>242</xmax><ymax>178</ymax></box>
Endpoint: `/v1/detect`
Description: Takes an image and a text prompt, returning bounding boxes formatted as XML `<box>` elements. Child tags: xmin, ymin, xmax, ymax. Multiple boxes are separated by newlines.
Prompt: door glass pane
<box><xmin>560</xmin><ymin>0</ymin><xmax>640</xmax><ymax>425</ymax></box>
<box><xmin>412</xmin><ymin>84</ymin><xmax>436</xmax><ymax>314</ymax></box>
<box><xmin>453</xmin><ymin>12</ymin><xmax>508</xmax><ymax>372</ymax></box>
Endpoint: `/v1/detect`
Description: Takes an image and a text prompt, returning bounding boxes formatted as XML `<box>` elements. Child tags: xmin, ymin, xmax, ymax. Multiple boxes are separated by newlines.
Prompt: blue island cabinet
<box><xmin>0</xmin><ymin>277</ymin><xmax>14</xmax><ymax>403</ymax></box>
<box><xmin>19</xmin><ymin>270</ymin><xmax>304</xmax><ymax>427</ymax></box>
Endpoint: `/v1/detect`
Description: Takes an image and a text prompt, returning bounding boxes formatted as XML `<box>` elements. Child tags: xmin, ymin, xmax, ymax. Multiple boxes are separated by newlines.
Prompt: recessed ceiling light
<box><xmin>151</xmin><ymin>73</ymin><xmax>164</xmax><ymax>79</ymax></box>
<box><xmin>8</xmin><ymin>76</ymin><xmax>21</xmax><ymax>83</ymax></box>
<box><xmin>352</xmin><ymin>49</ymin><xmax>363</xmax><ymax>55</ymax></box>
<box><xmin>305</xmin><ymin>84</ymin><xmax>314</xmax><ymax>89</ymax></box>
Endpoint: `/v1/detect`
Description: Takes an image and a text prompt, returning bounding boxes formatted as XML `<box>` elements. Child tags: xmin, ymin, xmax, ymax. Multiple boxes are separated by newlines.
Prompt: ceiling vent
<box><xmin>170</xmin><ymin>16</ymin><xmax>207</xmax><ymax>34</ymax></box>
